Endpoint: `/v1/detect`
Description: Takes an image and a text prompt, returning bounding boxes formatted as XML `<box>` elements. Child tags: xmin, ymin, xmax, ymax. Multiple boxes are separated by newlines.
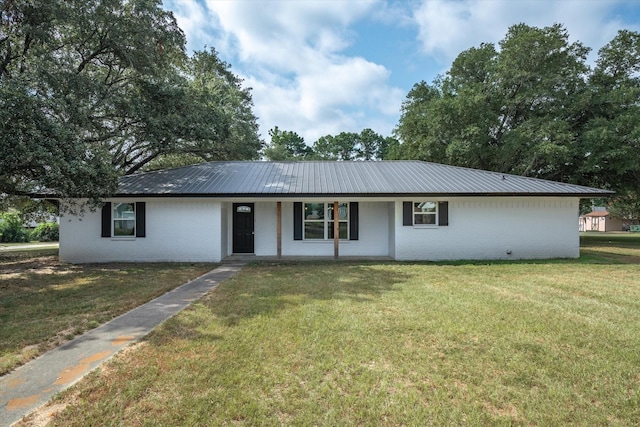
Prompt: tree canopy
<box><xmin>0</xmin><ymin>0</ymin><xmax>261</xmax><ymax>204</ymax></box>
<box><xmin>261</xmin><ymin>127</ymin><xmax>397</xmax><ymax>161</ymax></box>
<box><xmin>262</xmin><ymin>127</ymin><xmax>312</xmax><ymax>160</ymax></box>
<box><xmin>393</xmin><ymin>24</ymin><xmax>640</xmax><ymax>218</ymax></box>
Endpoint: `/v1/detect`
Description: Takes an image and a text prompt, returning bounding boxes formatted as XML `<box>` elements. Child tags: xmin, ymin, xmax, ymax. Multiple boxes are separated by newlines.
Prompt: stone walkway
<box><xmin>0</xmin><ymin>263</ymin><xmax>244</xmax><ymax>427</ymax></box>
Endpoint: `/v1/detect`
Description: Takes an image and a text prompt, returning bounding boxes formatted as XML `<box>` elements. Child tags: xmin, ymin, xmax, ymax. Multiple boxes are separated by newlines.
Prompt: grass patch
<box><xmin>42</xmin><ymin>239</ymin><xmax>640</xmax><ymax>426</ymax></box>
<box><xmin>0</xmin><ymin>250</ymin><xmax>215</xmax><ymax>375</ymax></box>
<box><xmin>580</xmin><ymin>232</ymin><xmax>640</xmax><ymax>263</ymax></box>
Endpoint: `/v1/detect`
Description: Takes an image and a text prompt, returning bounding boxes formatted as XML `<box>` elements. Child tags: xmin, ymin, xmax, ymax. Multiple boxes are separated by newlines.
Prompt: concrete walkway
<box><xmin>0</xmin><ymin>243</ymin><xmax>59</xmax><ymax>252</ymax></box>
<box><xmin>0</xmin><ymin>263</ymin><xmax>245</xmax><ymax>427</ymax></box>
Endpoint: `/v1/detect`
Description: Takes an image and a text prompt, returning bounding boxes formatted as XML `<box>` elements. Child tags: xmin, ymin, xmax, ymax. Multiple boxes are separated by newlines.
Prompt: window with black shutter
<box><xmin>101</xmin><ymin>202</ymin><xmax>146</xmax><ymax>238</ymax></box>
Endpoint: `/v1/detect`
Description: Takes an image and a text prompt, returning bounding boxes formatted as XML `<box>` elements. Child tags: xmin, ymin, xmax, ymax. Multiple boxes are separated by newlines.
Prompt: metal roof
<box><xmin>116</xmin><ymin>161</ymin><xmax>613</xmax><ymax>198</ymax></box>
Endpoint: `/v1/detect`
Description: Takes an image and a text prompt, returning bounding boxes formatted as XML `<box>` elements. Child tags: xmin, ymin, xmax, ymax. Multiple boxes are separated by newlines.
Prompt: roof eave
<box><xmin>111</xmin><ymin>191</ymin><xmax>615</xmax><ymax>198</ymax></box>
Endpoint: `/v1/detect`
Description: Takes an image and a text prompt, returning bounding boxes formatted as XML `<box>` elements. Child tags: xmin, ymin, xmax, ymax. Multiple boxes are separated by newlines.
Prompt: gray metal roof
<box><xmin>116</xmin><ymin>161</ymin><xmax>613</xmax><ymax>198</ymax></box>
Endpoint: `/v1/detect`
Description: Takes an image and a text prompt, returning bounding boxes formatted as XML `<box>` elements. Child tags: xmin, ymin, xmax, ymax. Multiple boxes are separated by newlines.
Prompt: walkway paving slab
<box><xmin>0</xmin><ymin>263</ymin><xmax>244</xmax><ymax>427</ymax></box>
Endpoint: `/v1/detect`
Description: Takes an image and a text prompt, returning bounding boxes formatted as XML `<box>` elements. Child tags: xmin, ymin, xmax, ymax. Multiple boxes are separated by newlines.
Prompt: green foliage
<box><xmin>313</xmin><ymin>129</ymin><xmax>397</xmax><ymax>160</ymax></box>
<box><xmin>607</xmin><ymin>192</ymin><xmax>640</xmax><ymax>223</ymax></box>
<box><xmin>30</xmin><ymin>222</ymin><xmax>59</xmax><ymax>242</ymax></box>
<box><xmin>394</xmin><ymin>23</ymin><xmax>590</xmax><ymax>182</ymax></box>
<box><xmin>0</xmin><ymin>212</ymin><xmax>29</xmax><ymax>243</ymax></box>
<box><xmin>0</xmin><ymin>0</ymin><xmax>260</xmax><ymax>202</ymax></box>
<box><xmin>395</xmin><ymin>25</ymin><xmax>640</xmax><ymax>218</ymax></box>
<box><xmin>0</xmin><ymin>195</ymin><xmax>58</xmax><ymax>224</ymax></box>
<box><xmin>262</xmin><ymin>127</ymin><xmax>397</xmax><ymax>161</ymax></box>
<box><xmin>262</xmin><ymin>127</ymin><xmax>311</xmax><ymax>160</ymax></box>
<box><xmin>579</xmin><ymin>30</ymin><xmax>640</xmax><ymax>216</ymax></box>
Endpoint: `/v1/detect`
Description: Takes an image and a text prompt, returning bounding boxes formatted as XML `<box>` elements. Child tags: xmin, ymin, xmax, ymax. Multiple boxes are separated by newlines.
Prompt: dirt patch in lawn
<box><xmin>0</xmin><ymin>253</ymin><xmax>216</xmax><ymax>375</ymax></box>
<box><xmin>0</xmin><ymin>256</ymin><xmax>79</xmax><ymax>280</ymax></box>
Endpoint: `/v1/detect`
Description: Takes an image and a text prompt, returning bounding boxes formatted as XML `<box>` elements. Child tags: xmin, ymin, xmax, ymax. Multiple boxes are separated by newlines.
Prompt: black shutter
<box><xmin>403</xmin><ymin>202</ymin><xmax>412</xmax><ymax>226</ymax></box>
<box><xmin>349</xmin><ymin>202</ymin><xmax>359</xmax><ymax>240</ymax></box>
<box><xmin>136</xmin><ymin>202</ymin><xmax>146</xmax><ymax>237</ymax></box>
<box><xmin>439</xmin><ymin>202</ymin><xmax>449</xmax><ymax>226</ymax></box>
<box><xmin>293</xmin><ymin>202</ymin><xmax>303</xmax><ymax>240</ymax></box>
<box><xmin>101</xmin><ymin>202</ymin><xmax>111</xmax><ymax>237</ymax></box>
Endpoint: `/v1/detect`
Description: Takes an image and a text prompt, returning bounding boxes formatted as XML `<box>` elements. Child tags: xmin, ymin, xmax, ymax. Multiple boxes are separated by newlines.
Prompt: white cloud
<box><xmin>167</xmin><ymin>0</ymin><xmax>405</xmax><ymax>144</ymax></box>
<box><xmin>245</xmin><ymin>56</ymin><xmax>404</xmax><ymax>143</ymax></box>
<box><xmin>163</xmin><ymin>0</ymin><xmax>212</xmax><ymax>52</ymax></box>
<box><xmin>412</xmin><ymin>0</ymin><xmax>638</xmax><ymax>66</ymax></box>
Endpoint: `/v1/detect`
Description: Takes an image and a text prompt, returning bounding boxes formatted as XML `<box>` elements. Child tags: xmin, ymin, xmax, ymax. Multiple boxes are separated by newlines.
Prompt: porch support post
<box><xmin>333</xmin><ymin>200</ymin><xmax>339</xmax><ymax>258</ymax></box>
<box><xmin>277</xmin><ymin>201</ymin><xmax>282</xmax><ymax>258</ymax></box>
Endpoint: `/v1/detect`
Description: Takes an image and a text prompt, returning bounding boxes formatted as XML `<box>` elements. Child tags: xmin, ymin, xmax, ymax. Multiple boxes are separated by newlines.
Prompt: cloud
<box><xmin>163</xmin><ymin>0</ymin><xmax>212</xmax><ymax>52</ymax></box>
<box><xmin>412</xmin><ymin>0</ymin><xmax>638</xmax><ymax>65</ymax></box>
<box><xmin>246</xmin><ymin>57</ymin><xmax>404</xmax><ymax>144</ymax></box>
<box><xmin>165</xmin><ymin>0</ymin><xmax>405</xmax><ymax>144</ymax></box>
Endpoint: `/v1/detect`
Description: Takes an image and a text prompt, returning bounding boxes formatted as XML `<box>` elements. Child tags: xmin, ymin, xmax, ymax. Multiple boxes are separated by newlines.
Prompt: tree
<box><xmin>262</xmin><ymin>127</ymin><xmax>311</xmax><ymax>160</ymax></box>
<box><xmin>313</xmin><ymin>129</ymin><xmax>396</xmax><ymax>160</ymax></box>
<box><xmin>394</xmin><ymin>24</ymin><xmax>590</xmax><ymax>182</ymax></box>
<box><xmin>0</xmin><ymin>0</ymin><xmax>260</xmax><ymax>204</ymax></box>
<box><xmin>124</xmin><ymin>49</ymin><xmax>262</xmax><ymax>173</ymax></box>
<box><xmin>578</xmin><ymin>31</ymin><xmax>640</xmax><ymax>191</ymax></box>
<box><xmin>577</xmin><ymin>30</ymin><xmax>640</xmax><ymax>218</ymax></box>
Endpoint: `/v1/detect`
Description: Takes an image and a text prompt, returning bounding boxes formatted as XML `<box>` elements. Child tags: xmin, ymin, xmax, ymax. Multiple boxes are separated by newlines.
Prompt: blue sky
<box><xmin>163</xmin><ymin>0</ymin><xmax>640</xmax><ymax>145</ymax></box>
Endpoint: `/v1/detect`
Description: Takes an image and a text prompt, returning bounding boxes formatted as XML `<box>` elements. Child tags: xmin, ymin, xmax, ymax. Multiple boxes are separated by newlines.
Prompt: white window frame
<box><xmin>413</xmin><ymin>201</ymin><xmax>438</xmax><ymax>226</ymax></box>
<box><xmin>113</xmin><ymin>202</ymin><xmax>136</xmax><ymax>237</ymax></box>
<box><xmin>303</xmin><ymin>202</ymin><xmax>349</xmax><ymax>240</ymax></box>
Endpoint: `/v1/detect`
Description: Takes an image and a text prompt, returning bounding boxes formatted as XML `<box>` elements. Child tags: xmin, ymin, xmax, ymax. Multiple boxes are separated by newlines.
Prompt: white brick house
<box><xmin>59</xmin><ymin>161</ymin><xmax>611</xmax><ymax>263</ymax></box>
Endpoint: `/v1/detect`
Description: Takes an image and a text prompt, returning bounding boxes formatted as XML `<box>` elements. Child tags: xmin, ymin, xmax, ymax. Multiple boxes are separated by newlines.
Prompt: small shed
<box><xmin>579</xmin><ymin>209</ymin><xmax>623</xmax><ymax>232</ymax></box>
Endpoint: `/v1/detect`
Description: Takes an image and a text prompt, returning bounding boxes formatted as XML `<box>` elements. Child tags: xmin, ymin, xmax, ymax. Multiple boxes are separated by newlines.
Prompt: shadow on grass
<box><xmin>199</xmin><ymin>261</ymin><xmax>413</xmax><ymax>327</ymax></box>
<box><xmin>174</xmin><ymin>245</ymin><xmax>640</xmax><ymax>332</ymax></box>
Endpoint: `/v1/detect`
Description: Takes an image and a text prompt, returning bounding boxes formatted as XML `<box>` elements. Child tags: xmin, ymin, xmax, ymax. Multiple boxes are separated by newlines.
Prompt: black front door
<box><xmin>233</xmin><ymin>203</ymin><xmax>254</xmax><ymax>253</ymax></box>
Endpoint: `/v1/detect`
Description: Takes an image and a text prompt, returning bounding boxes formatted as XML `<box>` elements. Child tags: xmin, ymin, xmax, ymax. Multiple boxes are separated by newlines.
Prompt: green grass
<box><xmin>0</xmin><ymin>250</ymin><xmax>216</xmax><ymax>375</ymax></box>
<box><xmin>40</xmin><ymin>234</ymin><xmax>640</xmax><ymax>426</ymax></box>
<box><xmin>580</xmin><ymin>232</ymin><xmax>640</xmax><ymax>263</ymax></box>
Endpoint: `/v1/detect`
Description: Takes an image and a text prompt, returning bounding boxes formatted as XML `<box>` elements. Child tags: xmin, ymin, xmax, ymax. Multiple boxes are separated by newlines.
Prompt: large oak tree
<box><xmin>393</xmin><ymin>24</ymin><xmax>640</xmax><ymax>218</ymax></box>
<box><xmin>1</xmin><ymin>0</ymin><xmax>260</xmax><ymax>204</ymax></box>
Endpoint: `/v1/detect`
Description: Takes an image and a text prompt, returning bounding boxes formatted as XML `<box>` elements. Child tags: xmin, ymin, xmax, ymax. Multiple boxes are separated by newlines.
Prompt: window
<box><xmin>403</xmin><ymin>201</ymin><xmax>448</xmax><ymax>227</ymax></box>
<box><xmin>328</xmin><ymin>202</ymin><xmax>349</xmax><ymax>239</ymax></box>
<box><xmin>413</xmin><ymin>201</ymin><xmax>437</xmax><ymax>225</ymax></box>
<box><xmin>113</xmin><ymin>203</ymin><xmax>135</xmax><ymax>236</ymax></box>
<box><xmin>101</xmin><ymin>202</ymin><xmax>146</xmax><ymax>238</ymax></box>
<box><xmin>303</xmin><ymin>202</ymin><xmax>349</xmax><ymax>240</ymax></box>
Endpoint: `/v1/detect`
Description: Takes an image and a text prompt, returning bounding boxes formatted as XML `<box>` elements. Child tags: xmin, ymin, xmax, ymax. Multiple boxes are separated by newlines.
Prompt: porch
<box><xmin>222</xmin><ymin>254</ymin><xmax>394</xmax><ymax>264</ymax></box>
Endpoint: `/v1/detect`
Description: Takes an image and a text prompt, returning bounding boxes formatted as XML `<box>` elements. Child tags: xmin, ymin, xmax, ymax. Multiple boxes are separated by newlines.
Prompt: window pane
<box><xmin>305</xmin><ymin>203</ymin><xmax>324</xmax><ymax>220</ymax></box>
<box><xmin>328</xmin><ymin>222</ymin><xmax>348</xmax><ymax>239</ymax></box>
<box><xmin>304</xmin><ymin>222</ymin><xmax>324</xmax><ymax>239</ymax></box>
<box><xmin>114</xmin><ymin>203</ymin><xmax>135</xmax><ymax>219</ymax></box>
<box><xmin>414</xmin><ymin>214</ymin><xmax>436</xmax><ymax>225</ymax></box>
<box><xmin>328</xmin><ymin>203</ymin><xmax>349</xmax><ymax>220</ymax></box>
<box><xmin>113</xmin><ymin>203</ymin><xmax>135</xmax><ymax>236</ymax></box>
<box><xmin>414</xmin><ymin>201</ymin><xmax>436</xmax><ymax>213</ymax></box>
<box><xmin>114</xmin><ymin>220</ymin><xmax>135</xmax><ymax>236</ymax></box>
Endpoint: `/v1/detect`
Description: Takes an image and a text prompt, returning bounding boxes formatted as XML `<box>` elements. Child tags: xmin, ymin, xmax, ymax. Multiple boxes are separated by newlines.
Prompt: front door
<box><xmin>233</xmin><ymin>203</ymin><xmax>254</xmax><ymax>253</ymax></box>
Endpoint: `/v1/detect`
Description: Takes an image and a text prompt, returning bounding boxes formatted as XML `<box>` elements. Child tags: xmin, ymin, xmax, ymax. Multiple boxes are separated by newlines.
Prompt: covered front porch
<box><xmin>223</xmin><ymin>200</ymin><xmax>394</xmax><ymax>259</ymax></box>
<box><xmin>222</xmin><ymin>254</ymin><xmax>394</xmax><ymax>263</ymax></box>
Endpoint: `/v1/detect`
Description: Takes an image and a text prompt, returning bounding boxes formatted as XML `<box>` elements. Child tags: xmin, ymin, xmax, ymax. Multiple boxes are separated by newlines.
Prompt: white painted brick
<box><xmin>60</xmin><ymin>199</ymin><xmax>222</xmax><ymax>263</ymax></box>
<box><xmin>393</xmin><ymin>197</ymin><xmax>580</xmax><ymax>261</ymax></box>
<box><xmin>60</xmin><ymin>196</ymin><xmax>581</xmax><ymax>263</ymax></box>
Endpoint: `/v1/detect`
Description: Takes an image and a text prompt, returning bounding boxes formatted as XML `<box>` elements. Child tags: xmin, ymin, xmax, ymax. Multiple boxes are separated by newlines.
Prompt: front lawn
<box><xmin>0</xmin><ymin>251</ymin><xmax>215</xmax><ymax>375</ymax></box>
<box><xmin>40</xmin><ymin>237</ymin><xmax>640</xmax><ymax>426</ymax></box>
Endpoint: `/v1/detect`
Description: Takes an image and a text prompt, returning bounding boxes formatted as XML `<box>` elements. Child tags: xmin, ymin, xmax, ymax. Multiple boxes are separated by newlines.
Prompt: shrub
<box><xmin>0</xmin><ymin>212</ymin><xmax>29</xmax><ymax>243</ymax></box>
<box><xmin>30</xmin><ymin>222</ymin><xmax>59</xmax><ymax>242</ymax></box>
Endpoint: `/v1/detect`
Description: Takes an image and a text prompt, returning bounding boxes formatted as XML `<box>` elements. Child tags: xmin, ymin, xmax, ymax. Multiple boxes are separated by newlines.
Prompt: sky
<box><xmin>162</xmin><ymin>0</ymin><xmax>640</xmax><ymax>145</ymax></box>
